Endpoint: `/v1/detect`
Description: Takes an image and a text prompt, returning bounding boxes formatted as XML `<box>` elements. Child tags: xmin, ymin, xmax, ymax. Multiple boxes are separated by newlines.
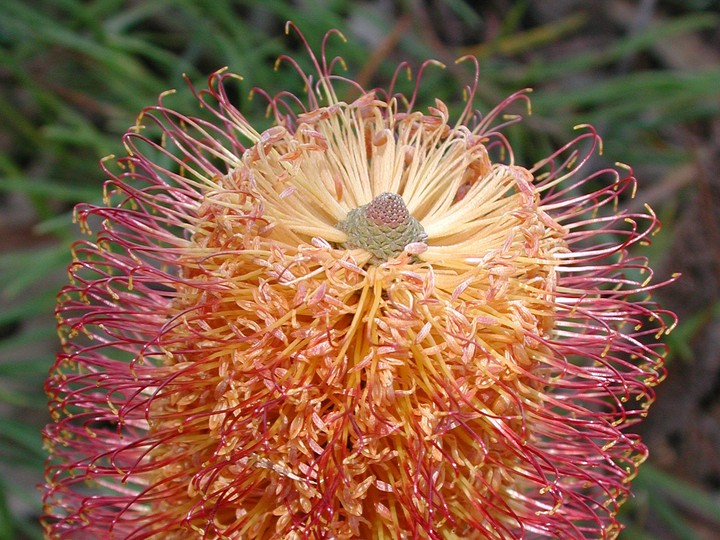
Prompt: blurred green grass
<box><xmin>1</xmin><ymin>1</ymin><xmax>719</xmax><ymax>539</ymax></box>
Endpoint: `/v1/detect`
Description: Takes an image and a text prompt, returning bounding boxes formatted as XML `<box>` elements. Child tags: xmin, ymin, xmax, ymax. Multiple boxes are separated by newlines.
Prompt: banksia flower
<box><xmin>43</xmin><ymin>25</ymin><xmax>675</xmax><ymax>539</ymax></box>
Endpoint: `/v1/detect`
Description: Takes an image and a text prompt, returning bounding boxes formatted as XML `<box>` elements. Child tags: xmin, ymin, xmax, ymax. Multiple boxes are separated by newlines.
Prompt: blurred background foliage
<box><xmin>1</xmin><ymin>0</ymin><xmax>719</xmax><ymax>539</ymax></box>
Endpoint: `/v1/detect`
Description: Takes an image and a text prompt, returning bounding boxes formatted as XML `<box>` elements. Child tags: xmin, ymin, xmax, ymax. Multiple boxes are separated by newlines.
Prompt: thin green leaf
<box><xmin>638</xmin><ymin>464</ymin><xmax>720</xmax><ymax>524</ymax></box>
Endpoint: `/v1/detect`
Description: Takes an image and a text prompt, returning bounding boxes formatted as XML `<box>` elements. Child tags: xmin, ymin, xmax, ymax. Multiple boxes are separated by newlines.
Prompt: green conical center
<box><xmin>336</xmin><ymin>192</ymin><xmax>428</xmax><ymax>262</ymax></box>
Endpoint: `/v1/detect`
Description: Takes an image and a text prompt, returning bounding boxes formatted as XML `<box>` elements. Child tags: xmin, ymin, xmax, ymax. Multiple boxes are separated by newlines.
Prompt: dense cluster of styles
<box><xmin>43</xmin><ymin>25</ymin><xmax>674</xmax><ymax>539</ymax></box>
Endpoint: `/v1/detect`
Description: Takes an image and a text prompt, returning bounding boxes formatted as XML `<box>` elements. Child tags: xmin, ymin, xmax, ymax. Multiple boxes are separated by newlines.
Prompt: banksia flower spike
<box><xmin>43</xmin><ymin>24</ymin><xmax>675</xmax><ymax>539</ymax></box>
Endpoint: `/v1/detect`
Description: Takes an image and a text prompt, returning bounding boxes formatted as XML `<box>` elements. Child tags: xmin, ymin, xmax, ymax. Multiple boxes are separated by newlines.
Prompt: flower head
<box><xmin>43</xmin><ymin>24</ymin><xmax>675</xmax><ymax>539</ymax></box>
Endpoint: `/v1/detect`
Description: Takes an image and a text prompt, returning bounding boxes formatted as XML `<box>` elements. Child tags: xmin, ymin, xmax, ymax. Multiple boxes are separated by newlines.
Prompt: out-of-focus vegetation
<box><xmin>1</xmin><ymin>1</ymin><xmax>719</xmax><ymax>539</ymax></box>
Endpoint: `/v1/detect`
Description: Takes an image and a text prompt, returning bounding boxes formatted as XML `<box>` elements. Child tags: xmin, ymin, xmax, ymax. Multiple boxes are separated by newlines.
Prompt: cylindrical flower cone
<box><xmin>43</xmin><ymin>25</ymin><xmax>676</xmax><ymax>539</ymax></box>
